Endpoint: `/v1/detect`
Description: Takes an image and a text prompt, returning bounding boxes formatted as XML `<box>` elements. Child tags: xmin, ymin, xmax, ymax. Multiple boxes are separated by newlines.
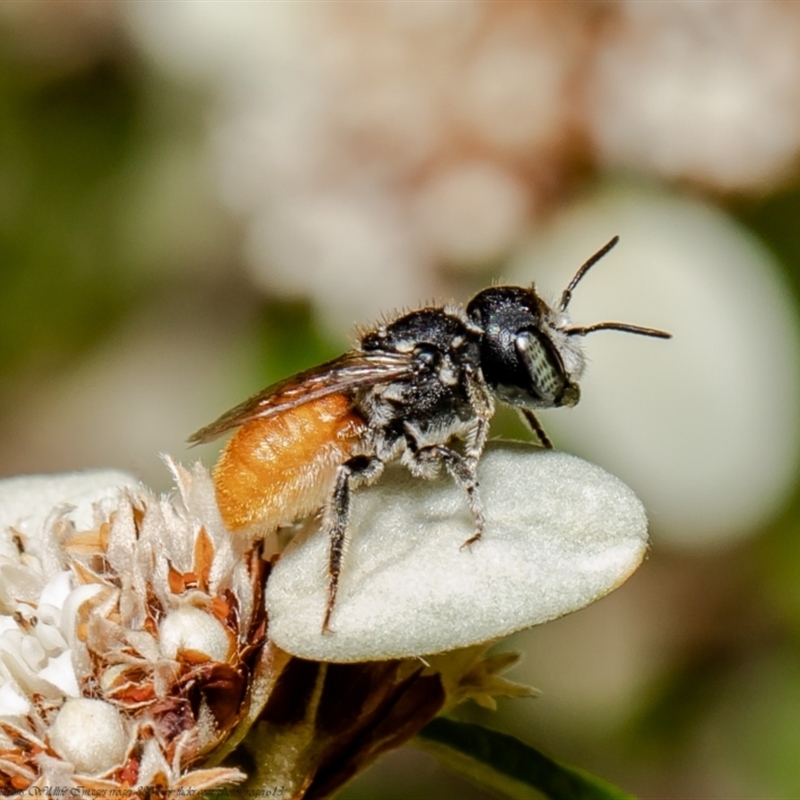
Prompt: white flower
<box><xmin>0</xmin><ymin>442</ymin><xmax>649</xmax><ymax>794</ymax></box>
<box><xmin>124</xmin><ymin>2</ymin><xmax>585</xmax><ymax>332</ymax></box>
<box><xmin>588</xmin><ymin>2</ymin><xmax>800</xmax><ymax>192</ymax></box>
<box><xmin>0</xmin><ymin>465</ymin><xmax>254</xmax><ymax>793</ymax></box>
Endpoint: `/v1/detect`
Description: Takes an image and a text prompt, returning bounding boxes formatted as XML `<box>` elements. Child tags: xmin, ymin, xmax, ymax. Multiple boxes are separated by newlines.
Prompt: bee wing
<box><xmin>188</xmin><ymin>350</ymin><xmax>415</xmax><ymax>444</ymax></box>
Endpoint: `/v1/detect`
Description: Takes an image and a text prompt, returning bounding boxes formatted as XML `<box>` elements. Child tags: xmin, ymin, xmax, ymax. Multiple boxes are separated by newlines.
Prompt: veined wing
<box><xmin>188</xmin><ymin>350</ymin><xmax>414</xmax><ymax>444</ymax></box>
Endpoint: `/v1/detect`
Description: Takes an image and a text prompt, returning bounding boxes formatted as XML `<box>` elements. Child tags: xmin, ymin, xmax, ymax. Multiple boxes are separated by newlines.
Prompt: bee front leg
<box><xmin>519</xmin><ymin>408</ymin><xmax>553</xmax><ymax>449</ymax></box>
<box><xmin>322</xmin><ymin>454</ymin><xmax>384</xmax><ymax>634</ymax></box>
<box><xmin>410</xmin><ymin>443</ymin><xmax>485</xmax><ymax>549</ymax></box>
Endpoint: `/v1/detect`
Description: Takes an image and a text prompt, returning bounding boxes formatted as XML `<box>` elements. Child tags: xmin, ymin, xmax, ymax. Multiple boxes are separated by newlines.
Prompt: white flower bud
<box><xmin>49</xmin><ymin>698</ymin><xmax>128</xmax><ymax>775</ymax></box>
<box><xmin>159</xmin><ymin>604</ymin><xmax>233</xmax><ymax>662</ymax></box>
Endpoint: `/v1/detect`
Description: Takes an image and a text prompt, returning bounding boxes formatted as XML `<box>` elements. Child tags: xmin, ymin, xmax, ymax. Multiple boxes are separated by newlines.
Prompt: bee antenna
<box><xmin>559</xmin><ymin>235</ymin><xmax>620</xmax><ymax>312</ymax></box>
<box><xmin>566</xmin><ymin>322</ymin><xmax>672</xmax><ymax>339</ymax></box>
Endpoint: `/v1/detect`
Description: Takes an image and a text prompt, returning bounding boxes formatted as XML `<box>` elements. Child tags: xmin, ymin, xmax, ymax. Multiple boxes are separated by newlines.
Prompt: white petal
<box><xmin>37</xmin><ymin>571</ymin><xmax>74</xmax><ymax>624</ymax></box>
<box><xmin>0</xmin><ymin>680</ymin><xmax>30</xmax><ymax>717</ymax></box>
<box><xmin>0</xmin><ymin>561</ymin><xmax>45</xmax><ymax>608</ymax></box>
<box><xmin>136</xmin><ymin>737</ymin><xmax>172</xmax><ymax>788</ymax></box>
<box><xmin>0</xmin><ymin>525</ymin><xmax>19</xmax><ymax>561</ymax></box>
<box><xmin>266</xmin><ymin>442</ymin><xmax>648</xmax><ymax>661</ymax></box>
<box><xmin>19</xmin><ymin>636</ymin><xmax>45</xmax><ymax>672</ymax></box>
<box><xmin>0</xmin><ymin>634</ymin><xmax>68</xmax><ymax>700</ymax></box>
<box><xmin>0</xmin><ymin>470</ymin><xmax>139</xmax><ymax>543</ymax></box>
<box><xmin>34</xmin><ymin>621</ymin><xmax>68</xmax><ymax>655</ymax></box>
<box><xmin>0</xmin><ymin>616</ymin><xmax>17</xmax><ymax>635</ymax></box>
<box><xmin>61</xmin><ymin>584</ymin><xmax>106</xmax><ymax>649</ymax></box>
<box><xmin>38</xmin><ymin>650</ymin><xmax>80</xmax><ymax>698</ymax></box>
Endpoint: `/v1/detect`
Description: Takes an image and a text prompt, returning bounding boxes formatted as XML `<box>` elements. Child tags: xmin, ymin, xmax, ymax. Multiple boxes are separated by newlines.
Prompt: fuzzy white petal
<box><xmin>266</xmin><ymin>442</ymin><xmax>648</xmax><ymax>661</ymax></box>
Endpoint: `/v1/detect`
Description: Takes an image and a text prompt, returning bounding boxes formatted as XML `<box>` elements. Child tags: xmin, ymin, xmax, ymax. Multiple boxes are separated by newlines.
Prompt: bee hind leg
<box><xmin>322</xmin><ymin>454</ymin><xmax>384</xmax><ymax>634</ymax></box>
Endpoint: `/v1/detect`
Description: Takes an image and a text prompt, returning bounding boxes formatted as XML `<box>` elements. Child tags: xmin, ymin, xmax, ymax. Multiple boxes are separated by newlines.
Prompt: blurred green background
<box><xmin>4</xmin><ymin>3</ymin><xmax>800</xmax><ymax>798</ymax></box>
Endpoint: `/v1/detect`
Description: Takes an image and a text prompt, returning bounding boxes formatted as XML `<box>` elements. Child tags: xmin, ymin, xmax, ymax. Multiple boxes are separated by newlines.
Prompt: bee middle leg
<box><xmin>408</xmin><ymin>443</ymin><xmax>486</xmax><ymax>549</ymax></box>
<box><xmin>322</xmin><ymin>454</ymin><xmax>384</xmax><ymax>634</ymax></box>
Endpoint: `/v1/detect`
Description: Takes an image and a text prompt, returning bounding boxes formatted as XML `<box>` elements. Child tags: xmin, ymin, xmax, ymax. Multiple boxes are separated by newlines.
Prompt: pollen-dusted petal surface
<box><xmin>265</xmin><ymin>441</ymin><xmax>648</xmax><ymax>662</ymax></box>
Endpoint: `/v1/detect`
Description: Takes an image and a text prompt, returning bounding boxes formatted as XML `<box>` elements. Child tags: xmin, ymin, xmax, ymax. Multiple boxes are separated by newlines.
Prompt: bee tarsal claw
<box><xmin>460</xmin><ymin>532</ymin><xmax>482</xmax><ymax>550</ymax></box>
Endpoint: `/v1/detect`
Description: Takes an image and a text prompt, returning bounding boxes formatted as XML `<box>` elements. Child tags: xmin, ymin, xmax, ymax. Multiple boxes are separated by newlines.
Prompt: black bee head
<box><xmin>467</xmin><ymin>286</ymin><xmax>581</xmax><ymax>410</ymax></box>
<box><xmin>466</xmin><ymin>237</ymin><xmax>671</xmax><ymax>412</ymax></box>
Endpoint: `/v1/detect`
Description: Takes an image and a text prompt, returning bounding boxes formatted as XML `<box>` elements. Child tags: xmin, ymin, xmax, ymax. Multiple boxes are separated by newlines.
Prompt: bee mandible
<box><xmin>189</xmin><ymin>237</ymin><xmax>670</xmax><ymax>632</ymax></box>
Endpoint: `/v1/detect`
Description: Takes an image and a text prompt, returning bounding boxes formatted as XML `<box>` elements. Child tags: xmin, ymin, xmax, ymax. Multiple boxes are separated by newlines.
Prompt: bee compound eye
<box><xmin>515</xmin><ymin>330</ymin><xmax>568</xmax><ymax>406</ymax></box>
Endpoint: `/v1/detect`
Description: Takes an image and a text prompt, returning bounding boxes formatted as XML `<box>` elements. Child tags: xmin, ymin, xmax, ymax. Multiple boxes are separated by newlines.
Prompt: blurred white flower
<box><xmin>507</xmin><ymin>183</ymin><xmax>800</xmax><ymax>547</ymax></box>
<box><xmin>122</xmin><ymin>0</ymin><xmax>800</xmax><ymax>349</ymax></box>
<box><xmin>124</xmin><ymin>2</ymin><xmax>587</xmax><ymax>332</ymax></box>
<box><xmin>413</xmin><ymin>161</ymin><xmax>532</xmax><ymax>269</ymax></box>
<box><xmin>453</xmin><ymin>4</ymin><xmax>581</xmax><ymax>156</ymax></box>
<box><xmin>242</xmin><ymin>185</ymin><xmax>430</xmax><ymax>333</ymax></box>
<box><xmin>587</xmin><ymin>2</ymin><xmax>800</xmax><ymax>192</ymax></box>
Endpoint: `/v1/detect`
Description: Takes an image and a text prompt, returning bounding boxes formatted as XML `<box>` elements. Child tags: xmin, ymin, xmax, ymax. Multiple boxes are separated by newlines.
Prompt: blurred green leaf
<box><xmin>0</xmin><ymin>54</ymin><xmax>148</xmax><ymax>384</ymax></box>
<box><xmin>415</xmin><ymin>718</ymin><xmax>635</xmax><ymax>800</ymax></box>
<box><xmin>255</xmin><ymin>298</ymin><xmax>342</xmax><ymax>385</ymax></box>
<box><xmin>735</xmin><ymin>186</ymin><xmax>800</xmax><ymax>294</ymax></box>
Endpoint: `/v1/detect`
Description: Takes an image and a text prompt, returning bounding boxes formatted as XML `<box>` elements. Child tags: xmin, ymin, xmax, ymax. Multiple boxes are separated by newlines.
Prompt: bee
<box><xmin>189</xmin><ymin>237</ymin><xmax>670</xmax><ymax>632</ymax></box>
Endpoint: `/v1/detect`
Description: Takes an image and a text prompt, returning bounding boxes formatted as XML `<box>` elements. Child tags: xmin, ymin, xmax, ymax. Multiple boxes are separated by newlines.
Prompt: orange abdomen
<box><xmin>213</xmin><ymin>394</ymin><xmax>366</xmax><ymax>534</ymax></box>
